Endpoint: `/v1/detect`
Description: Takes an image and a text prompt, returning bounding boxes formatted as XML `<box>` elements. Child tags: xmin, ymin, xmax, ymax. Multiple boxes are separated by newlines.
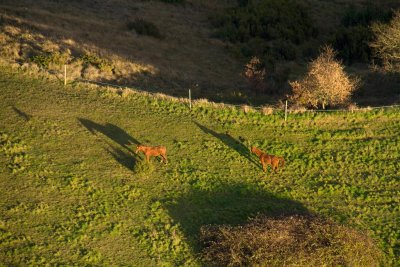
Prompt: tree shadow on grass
<box><xmin>165</xmin><ymin>181</ymin><xmax>310</xmax><ymax>253</ymax></box>
<box><xmin>78</xmin><ymin>118</ymin><xmax>140</xmax><ymax>170</ymax></box>
<box><xmin>194</xmin><ymin>121</ymin><xmax>260</xmax><ymax>169</ymax></box>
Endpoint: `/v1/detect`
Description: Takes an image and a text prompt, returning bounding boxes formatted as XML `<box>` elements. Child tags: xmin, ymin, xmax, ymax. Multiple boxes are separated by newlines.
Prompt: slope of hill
<box><xmin>0</xmin><ymin>0</ymin><xmax>399</xmax><ymax>106</ymax></box>
<box><xmin>0</xmin><ymin>65</ymin><xmax>399</xmax><ymax>265</ymax></box>
<box><xmin>0</xmin><ymin>0</ymin><xmax>246</xmax><ymax>101</ymax></box>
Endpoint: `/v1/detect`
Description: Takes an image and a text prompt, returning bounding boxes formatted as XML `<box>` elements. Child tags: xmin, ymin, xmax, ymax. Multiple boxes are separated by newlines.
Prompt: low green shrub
<box><xmin>133</xmin><ymin>159</ymin><xmax>155</xmax><ymax>175</ymax></box>
<box><xmin>80</xmin><ymin>53</ymin><xmax>113</xmax><ymax>72</ymax></box>
<box><xmin>0</xmin><ymin>132</ymin><xmax>28</xmax><ymax>173</ymax></box>
<box><xmin>30</xmin><ymin>51</ymin><xmax>71</xmax><ymax>69</ymax></box>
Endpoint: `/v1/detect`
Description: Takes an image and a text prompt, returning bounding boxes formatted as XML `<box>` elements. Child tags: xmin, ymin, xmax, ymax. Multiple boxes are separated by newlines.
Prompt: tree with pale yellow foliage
<box><xmin>370</xmin><ymin>11</ymin><xmax>400</xmax><ymax>71</ymax></box>
<box><xmin>289</xmin><ymin>46</ymin><xmax>359</xmax><ymax>109</ymax></box>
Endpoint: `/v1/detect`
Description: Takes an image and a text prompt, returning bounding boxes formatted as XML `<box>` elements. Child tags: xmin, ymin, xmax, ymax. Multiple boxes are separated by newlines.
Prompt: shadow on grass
<box><xmin>78</xmin><ymin>118</ymin><xmax>139</xmax><ymax>150</ymax></box>
<box><xmin>105</xmin><ymin>145</ymin><xmax>137</xmax><ymax>170</ymax></box>
<box><xmin>166</xmin><ymin>181</ymin><xmax>310</xmax><ymax>253</ymax></box>
<box><xmin>78</xmin><ymin>118</ymin><xmax>140</xmax><ymax>170</ymax></box>
<box><xmin>194</xmin><ymin>121</ymin><xmax>260</xmax><ymax>169</ymax></box>
<box><xmin>12</xmin><ymin>106</ymin><xmax>31</xmax><ymax>121</ymax></box>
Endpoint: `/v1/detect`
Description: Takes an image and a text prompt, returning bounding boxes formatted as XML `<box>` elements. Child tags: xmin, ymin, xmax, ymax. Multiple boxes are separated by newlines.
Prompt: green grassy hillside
<box><xmin>0</xmin><ymin>65</ymin><xmax>399</xmax><ymax>265</ymax></box>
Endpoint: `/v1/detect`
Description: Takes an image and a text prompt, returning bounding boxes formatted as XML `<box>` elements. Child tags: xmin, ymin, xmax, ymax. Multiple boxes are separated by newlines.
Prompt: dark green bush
<box><xmin>331</xmin><ymin>3</ymin><xmax>393</xmax><ymax>64</ymax></box>
<box><xmin>159</xmin><ymin>0</ymin><xmax>185</xmax><ymax>3</ymax></box>
<box><xmin>209</xmin><ymin>0</ymin><xmax>319</xmax><ymax>96</ymax></box>
<box><xmin>341</xmin><ymin>3</ymin><xmax>393</xmax><ymax>27</ymax></box>
<box><xmin>30</xmin><ymin>51</ymin><xmax>71</xmax><ymax>68</ymax></box>
<box><xmin>211</xmin><ymin>0</ymin><xmax>316</xmax><ymax>44</ymax></box>
<box><xmin>31</xmin><ymin>54</ymin><xmax>52</xmax><ymax>68</ymax></box>
<box><xmin>127</xmin><ymin>19</ymin><xmax>163</xmax><ymax>39</ymax></box>
<box><xmin>272</xmin><ymin>40</ymin><xmax>297</xmax><ymax>61</ymax></box>
<box><xmin>333</xmin><ymin>26</ymin><xmax>373</xmax><ymax>64</ymax></box>
<box><xmin>0</xmin><ymin>15</ymin><xmax>5</xmax><ymax>26</ymax></box>
<box><xmin>80</xmin><ymin>54</ymin><xmax>113</xmax><ymax>72</ymax></box>
<box><xmin>210</xmin><ymin>0</ymin><xmax>317</xmax><ymax>62</ymax></box>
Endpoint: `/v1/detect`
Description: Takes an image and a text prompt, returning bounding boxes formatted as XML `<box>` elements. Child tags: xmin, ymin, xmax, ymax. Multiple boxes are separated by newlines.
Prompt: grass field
<box><xmin>0</xmin><ymin>65</ymin><xmax>399</xmax><ymax>265</ymax></box>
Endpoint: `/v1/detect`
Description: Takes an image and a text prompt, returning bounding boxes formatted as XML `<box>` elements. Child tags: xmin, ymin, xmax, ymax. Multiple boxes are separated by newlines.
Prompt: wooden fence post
<box><xmin>189</xmin><ymin>89</ymin><xmax>192</xmax><ymax>110</ymax></box>
<box><xmin>64</xmin><ymin>65</ymin><xmax>67</xmax><ymax>86</ymax></box>
<box><xmin>285</xmin><ymin>100</ymin><xmax>288</xmax><ymax>122</ymax></box>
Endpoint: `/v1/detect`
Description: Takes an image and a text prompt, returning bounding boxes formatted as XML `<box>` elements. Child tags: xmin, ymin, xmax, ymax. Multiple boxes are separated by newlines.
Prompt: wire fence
<box><xmin>3</xmin><ymin>60</ymin><xmax>400</xmax><ymax>114</ymax></box>
<box><xmin>76</xmin><ymin>76</ymin><xmax>400</xmax><ymax>114</ymax></box>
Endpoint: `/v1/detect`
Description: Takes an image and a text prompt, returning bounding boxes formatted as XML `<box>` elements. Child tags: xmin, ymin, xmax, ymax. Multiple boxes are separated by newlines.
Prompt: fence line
<box><xmin>76</xmin><ymin>77</ymin><xmax>400</xmax><ymax>113</ymax></box>
<box><xmin>2</xmin><ymin>60</ymin><xmax>400</xmax><ymax>114</ymax></box>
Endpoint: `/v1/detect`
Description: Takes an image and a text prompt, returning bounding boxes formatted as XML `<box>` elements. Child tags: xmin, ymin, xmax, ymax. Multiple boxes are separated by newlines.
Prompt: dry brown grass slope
<box><xmin>0</xmin><ymin>0</ymin><xmax>245</xmax><ymax>99</ymax></box>
<box><xmin>0</xmin><ymin>0</ymin><xmax>399</xmax><ymax>105</ymax></box>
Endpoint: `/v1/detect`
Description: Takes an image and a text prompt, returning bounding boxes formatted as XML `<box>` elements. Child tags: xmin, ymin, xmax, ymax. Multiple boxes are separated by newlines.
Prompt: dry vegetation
<box><xmin>371</xmin><ymin>10</ymin><xmax>400</xmax><ymax>71</ymax></box>
<box><xmin>0</xmin><ymin>0</ymin><xmax>245</xmax><ymax>98</ymax></box>
<box><xmin>0</xmin><ymin>0</ymin><xmax>399</xmax><ymax>106</ymax></box>
<box><xmin>289</xmin><ymin>46</ymin><xmax>359</xmax><ymax>109</ymax></box>
<box><xmin>201</xmin><ymin>215</ymin><xmax>383</xmax><ymax>266</ymax></box>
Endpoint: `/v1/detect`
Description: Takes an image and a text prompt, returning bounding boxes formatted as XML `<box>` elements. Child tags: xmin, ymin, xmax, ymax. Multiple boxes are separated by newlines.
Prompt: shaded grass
<box><xmin>166</xmin><ymin>181</ymin><xmax>309</xmax><ymax>253</ymax></box>
<box><xmin>0</xmin><ymin>65</ymin><xmax>399</xmax><ymax>265</ymax></box>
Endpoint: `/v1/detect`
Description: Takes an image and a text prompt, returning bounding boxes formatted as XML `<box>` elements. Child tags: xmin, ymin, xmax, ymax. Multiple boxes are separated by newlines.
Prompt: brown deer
<box><xmin>251</xmin><ymin>146</ymin><xmax>284</xmax><ymax>173</ymax></box>
<box><xmin>135</xmin><ymin>145</ymin><xmax>167</xmax><ymax>164</ymax></box>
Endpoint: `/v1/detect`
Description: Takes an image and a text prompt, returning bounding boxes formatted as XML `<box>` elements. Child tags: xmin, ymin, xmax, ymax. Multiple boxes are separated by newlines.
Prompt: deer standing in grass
<box><xmin>135</xmin><ymin>145</ymin><xmax>167</xmax><ymax>164</ymax></box>
<box><xmin>251</xmin><ymin>146</ymin><xmax>284</xmax><ymax>173</ymax></box>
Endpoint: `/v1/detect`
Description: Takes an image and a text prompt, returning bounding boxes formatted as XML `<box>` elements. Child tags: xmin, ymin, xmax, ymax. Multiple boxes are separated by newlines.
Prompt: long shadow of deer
<box><xmin>78</xmin><ymin>118</ymin><xmax>140</xmax><ymax>170</ymax></box>
<box><xmin>12</xmin><ymin>106</ymin><xmax>31</xmax><ymax>121</ymax></box>
<box><xmin>194</xmin><ymin>121</ymin><xmax>259</xmax><ymax>168</ymax></box>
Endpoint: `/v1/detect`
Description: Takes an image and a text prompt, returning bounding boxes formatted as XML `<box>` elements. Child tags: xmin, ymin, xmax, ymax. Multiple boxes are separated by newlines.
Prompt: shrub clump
<box><xmin>210</xmin><ymin>0</ymin><xmax>317</xmax><ymax>61</ymax></box>
<box><xmin>289</xmin><ymin>46</ymin><xmax>359</xmax><ymax>109</ymax></box>
<box><xmin>200</xmin><ymin>214</ymin><xmax>383</xmax><ymax>266</ymax></box>
<box><xmin>30</xmin><ymin>51</ymin><xmax>71</xmax><ymax>69</ymax></box>
<box><xmin>133</xmin><ymin>159</ymin><xmax>155</xmax><ymax>175</ymax></box>
<box><xmin>127</xmin><ymin>19</ymin><xmax>163</xmax><ymax>39</ymax></box>
<box><xmin>243</xmin><ymin>56</ymin><xmax>266</xmax><ymax>93</ymax></box>
<box><xmin>80</xmin><ymin>53</ymin><xmax>113</xmax><ymax>72</ymax></box>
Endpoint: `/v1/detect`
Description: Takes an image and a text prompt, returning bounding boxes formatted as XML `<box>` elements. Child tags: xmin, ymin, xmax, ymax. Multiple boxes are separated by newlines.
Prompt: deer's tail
<box><xmin>280</xmin><ymin>157</ymin><xmax>285</xmax><ymax>168</ymax></box>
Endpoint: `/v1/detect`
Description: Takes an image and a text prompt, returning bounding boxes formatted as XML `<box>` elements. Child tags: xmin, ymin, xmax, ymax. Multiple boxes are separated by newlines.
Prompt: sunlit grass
<box><xmin>0</xmin><ymin>65</ymin><xmax>399</xmax><ymax>265</ymax></box>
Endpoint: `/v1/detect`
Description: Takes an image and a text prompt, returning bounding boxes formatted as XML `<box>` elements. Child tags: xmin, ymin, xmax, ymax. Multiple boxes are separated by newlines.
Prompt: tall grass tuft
<box><xmin>133</xmin><ymin>159</ymin><xmax>155</xmax><ymax>175</ymax></box>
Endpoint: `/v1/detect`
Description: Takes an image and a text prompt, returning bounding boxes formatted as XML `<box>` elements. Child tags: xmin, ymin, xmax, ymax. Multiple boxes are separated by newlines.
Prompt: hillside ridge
<box><xmin>0</xmin><ymin>0</ymin><xmax>399</xmax><ymax>105</ymax></box>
